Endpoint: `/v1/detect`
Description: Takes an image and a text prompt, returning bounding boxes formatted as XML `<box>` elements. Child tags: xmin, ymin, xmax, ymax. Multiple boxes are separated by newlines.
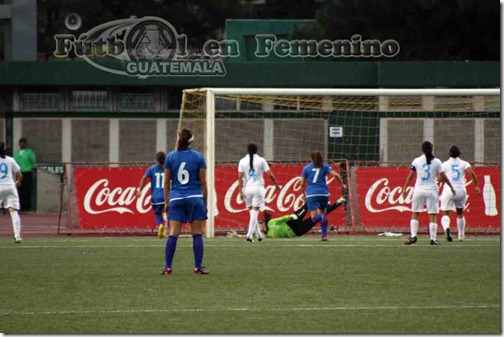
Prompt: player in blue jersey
<box><xmin>300</xmin><ymin>150</ymin><xmax>346</xmax><ymax>241</ymax></box>
<box><xmin>162</xmin><ymin>128</ymin><xmax>209</xmax><ymax>275</ymax></box>
<box><xmin>137</xmin><ymin>151</ymin><xmax>167</xmax><ymax>239</ymax></box>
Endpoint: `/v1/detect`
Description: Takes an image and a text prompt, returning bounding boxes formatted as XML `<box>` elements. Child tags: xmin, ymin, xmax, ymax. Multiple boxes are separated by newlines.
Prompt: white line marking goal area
<box><xmin>0</xmin><ymin>304</ymin><xmax>499</xmax><ymax>316</ymax></box>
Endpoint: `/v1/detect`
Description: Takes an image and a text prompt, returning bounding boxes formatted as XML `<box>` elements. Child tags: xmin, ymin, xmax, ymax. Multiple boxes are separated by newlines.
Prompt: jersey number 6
<box><xmin>177</xmin><ymin>162</ymin><xmax>190</xmax><ymax>185</ymax></box>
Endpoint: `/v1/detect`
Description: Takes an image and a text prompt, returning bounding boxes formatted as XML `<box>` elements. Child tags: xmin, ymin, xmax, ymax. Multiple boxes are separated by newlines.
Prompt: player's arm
<box><xmin>438</xmin><ymin>171</ymin><xmax>456</xmax><ymax>195</ymax></box>
<box><xmin>466</xmin><ymin>166</ymin><xmax>481</xmax><ymax>195</ymax></box>
<box><xmin>199</xmin><ymin>168</ymin><xmax>208</xmax><ymax>206</ymax></box>
<box><xmin>136</xmin><ymin>176</ymin><xmax>148</xmax><ymax>197</ymax></box>
<box><xmin>300</xmin><ymin>177</ymin><xmax>307</xmax><ymax>199</ymax></box>
<box><xmin>266</xmin><ymin>170</ymin><xmax>281</xmax><ymax>191</ymax></box>
<box><xmin>401</xmin><ymin>170</ymin><xmax>415</xmax><ymax>199</ymax></box>
<box><xmin>163</xmin><ymin>168</ymin><xmax>171</xmax><ymax>212</ymax></box>
<box><xmin>238</xmin><ymin>171</ymin><xmax>245</xmax><ymax>201</ymax></box>
<box><xmin>15</xmin><ymin>171</ymin><xmax>22</xmax><ymax>187</ymax></box>
<box><xmin>328</xmin><ymin>170</ymin><xmax>346</xmax><ymax>190</ymax></box>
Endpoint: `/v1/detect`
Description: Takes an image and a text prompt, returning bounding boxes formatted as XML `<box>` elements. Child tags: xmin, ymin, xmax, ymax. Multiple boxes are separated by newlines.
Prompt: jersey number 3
<box><xmin>421</xmin><ymin>163</ymin><xmax>431</xmax><ymax>181</ymax></box>
<box><xmin>177</xmin><ymin>162</ymin><xmax>190</xmax><ymax>185</ymax></box>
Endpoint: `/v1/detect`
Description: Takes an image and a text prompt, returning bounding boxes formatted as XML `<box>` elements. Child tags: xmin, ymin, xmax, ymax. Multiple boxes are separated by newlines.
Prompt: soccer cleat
<box><xmin>157</xmin><ymin>224</ymin><xmax>165</xmax><ymax>239</ymax></box>
<box><xmin>430</xmin><ymin>240</ymin><xmax>440</xmax><ymax>245</ymax></box>
<box><xmin>194</xmin><ymin>267</ymin><xmax>209</xmax><ymax>275</ymax></box>
<box><xmin>258</xmin><ymin>237</ymin><xmax>263</xmax><ymax>242</ymax></box>
<box><xmin>246</xmin><ymin>237</ymin><xmax>253</xmax><ymax>243</ymax></box>
<box><xmin>321</xmin><ymin>236</ymin><xmax>328</xmax><ymax>241</ymax></box>
<box><xmin>336</xmin><ymin>197</ymin><xmax>346</xmax><ymax>205</ymax></box>
<box><xmin>445</xmin><ymin>228</ymin><xmax>453</xmax><ymax>242</ymax></box>
<box><xmin>161</xmin><ymin>267</ymin><xmax>172</xmax><ymax>275</ymax></box>
<box><xmin>14</xmin><ymin>235</ymin><xmax>21</xmax><ymax>244</ymax></box>
<box><xmin>458</xmin><ymin>236</ymin><xmax>465</xmax><ymax>242</ymax></box>
<box><xmin>404</xmin><ymin>236</ymin><xmax>417</xmax><ymax>245</ymax></box>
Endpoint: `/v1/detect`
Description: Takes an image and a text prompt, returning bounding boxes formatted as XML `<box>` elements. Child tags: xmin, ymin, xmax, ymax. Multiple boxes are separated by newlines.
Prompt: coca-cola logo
<box><xmin>83</xmin><ymin>179</ymin><xmax>152</xmax><ymax>215</ymax></box>
<box><xmin>223</xmin><ymin>176</ymin><xmax>336</xmax><ymax>214</ymax></box>
<box><xmin>365</xmin><ymin>178</ymin><xmax>473</xmax><ymax>213</ymax></box>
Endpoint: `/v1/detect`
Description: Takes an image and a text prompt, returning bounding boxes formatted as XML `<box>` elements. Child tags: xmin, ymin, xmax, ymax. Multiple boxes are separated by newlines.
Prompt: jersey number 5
<box><xmin>421</xmin><ymin>163</ymin><xmax>431</xmax><ymax>181</ymax></box>
<box><xmin>177</xmin><ymin>162</ymin><xmax>190</xmax><ymax>185</ymax></box>
<box><xmin>451</xmin><ymin>164</ymin><xmax>461</xmax><ymax>180</ymax></box>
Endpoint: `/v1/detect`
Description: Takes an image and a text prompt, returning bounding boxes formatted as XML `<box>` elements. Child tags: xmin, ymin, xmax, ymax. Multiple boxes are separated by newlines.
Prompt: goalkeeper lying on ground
<box><xmin>258</xmin><ymin>197</ymin><xmax>346</xmax><ymax>238</ymax></box>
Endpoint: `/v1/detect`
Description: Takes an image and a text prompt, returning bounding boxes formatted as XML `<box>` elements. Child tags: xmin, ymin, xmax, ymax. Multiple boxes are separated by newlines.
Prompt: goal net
<box><xmin>179</xmin><ymin>88</ymin><xmax>500</xmax><ymax>237</ymax></box>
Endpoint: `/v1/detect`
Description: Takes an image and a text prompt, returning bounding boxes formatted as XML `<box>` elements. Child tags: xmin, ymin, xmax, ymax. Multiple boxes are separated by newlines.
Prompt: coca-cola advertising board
<box><xmin>355</xmin><ymin>166</ymin><xmax>500</xmax><ymax>228</ymax></box>
<box><xmin>74</xmin><ymin>165</ymin><xmax>347</xmax><ymax>230</ymax></box>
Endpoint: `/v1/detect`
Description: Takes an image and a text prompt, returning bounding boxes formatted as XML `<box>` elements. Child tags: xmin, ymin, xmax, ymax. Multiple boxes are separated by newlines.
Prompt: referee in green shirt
<box><xmin>14</xmin><ymin>138</ymin><xmax>36</xmax><ymax>211</ymax></box>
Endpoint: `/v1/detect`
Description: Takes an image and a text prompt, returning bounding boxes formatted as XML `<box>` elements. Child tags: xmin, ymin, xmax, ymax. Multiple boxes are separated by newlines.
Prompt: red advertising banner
<box><xmin>355</xmin><ymin>166</ymin><xmax>500</xmax><ymax>228</ymax></box>
<box><xmin>73</xmin><ymin>165</ymin><xmax>346</xmax><ymax>230</ymax></box>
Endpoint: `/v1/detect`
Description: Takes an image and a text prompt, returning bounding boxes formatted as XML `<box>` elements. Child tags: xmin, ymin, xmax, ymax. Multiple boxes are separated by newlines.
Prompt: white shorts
<box><xmin>0</xmin><ymin>185</ymin><xmax>20</xmax><ymax>210</ymax></box>
<box><xmin>243</xmin><ymin>185</ymin><xmax>265</xmax><ymax>210</ymax></box>
<box><xmin>411</xmin><ymin>189</ymin><xmax>439</xmax><ymax>214</ymax></box>
<box><xmin>440</xmin><ymin>187</ymin><xmax>467</xmax><ymax>211</ymax></box>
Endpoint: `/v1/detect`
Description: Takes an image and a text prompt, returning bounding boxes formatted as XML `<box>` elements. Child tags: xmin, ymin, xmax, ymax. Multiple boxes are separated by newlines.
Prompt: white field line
<box><xmin>0</xmin><ymin>243</ymin><xmax>499</xmax><ymax>249</ymax></box>
<box><xmin>0</xmin><ymin>304</ymin><xmax>498</xmax><ymax>316</ymax></box>
<box><xmin>0</xmin><ymin>237</ymin><xmax>500</xmax><ymax>243</ymax></box>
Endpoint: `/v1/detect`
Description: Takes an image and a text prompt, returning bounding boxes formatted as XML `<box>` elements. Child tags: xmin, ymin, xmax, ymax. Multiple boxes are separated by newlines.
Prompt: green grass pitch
<box><xmin>0</xmin><ymin>235</ymin><xmax>500</xmax><ymax>333</ymax></box>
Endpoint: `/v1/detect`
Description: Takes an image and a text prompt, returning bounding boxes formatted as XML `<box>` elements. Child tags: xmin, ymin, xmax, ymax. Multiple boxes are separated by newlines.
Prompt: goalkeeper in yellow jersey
<box><xmin>258</xmin><ymin>197</ymin><xmax>346</xmax><ymax>238</ymax></box>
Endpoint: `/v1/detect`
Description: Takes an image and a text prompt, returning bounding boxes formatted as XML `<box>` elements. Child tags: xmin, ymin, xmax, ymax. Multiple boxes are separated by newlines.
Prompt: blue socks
<box><xmin>321</xmin><ymin>214</ymin><xmax>328</xmax><ymax>237</ymax></box>
<box><xmin>155</xmin><ymin>214</ymin><xmax>164</xmax><ymax>227</ymax></box>
<box><xmin>312</xmin><ymin>213</ymin><xmax>322</xmax><ymax>224</ymax></box>
<box><xmin>165</xmin><ymin>236</ymin><xmax>178</xmax><ymax>269</ymax></box>
<box><xmin>193</xmin><ymin>234</ymin><xmax>204</xmax><ymax>269</ymax></box>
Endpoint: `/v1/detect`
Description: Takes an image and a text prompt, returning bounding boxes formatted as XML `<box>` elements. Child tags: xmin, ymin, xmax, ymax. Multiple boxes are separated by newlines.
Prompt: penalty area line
<box><xmin>0</xmin><ymin>304</ymin><xmax>499</xmax><ymax>316</ymax></box>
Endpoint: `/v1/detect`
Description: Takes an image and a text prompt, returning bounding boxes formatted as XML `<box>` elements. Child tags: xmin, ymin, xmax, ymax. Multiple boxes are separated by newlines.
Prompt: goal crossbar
<box><xmin>186</xmin><ymin>88</ymin><xmax>500</xmax><ymax>96</ymax></box>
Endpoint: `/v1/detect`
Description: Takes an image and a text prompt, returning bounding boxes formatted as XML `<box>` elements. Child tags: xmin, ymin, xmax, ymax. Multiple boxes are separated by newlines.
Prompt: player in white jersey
<box><xmin>238</xmin><ymin>143</ymin><xmax>281</xmax><ymax>242</ymax></box>
<box><xmin>0</xmin><ymin>143</ymin><xmax>23</xmax><ymax>243</ymax></box>
<box><xmin>439</xmin><ymin>146</ymin><xmax>480</xmax><ymax>242</ymax></box>
<box><xmin>401</xmin><ymin>141</ymin><xmax>455</xmax><ymax>245</ymax></box>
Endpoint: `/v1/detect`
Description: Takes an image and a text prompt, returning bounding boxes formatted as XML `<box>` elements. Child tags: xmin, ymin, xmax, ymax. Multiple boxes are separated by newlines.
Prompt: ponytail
<box><xmin>311</xmin><ymin>150</ymin><xmax>324</xmax><ymax>168</ymax></box>
<box><xmin>0</xmin><ymin>143</ymin><xmax>6</xmax><ymax>159</ymax></box>
<box><xmin>421</xmin><ymin>141</ymin><xmax>434</xmax><ymax>164</ymax></box>
<box><xmin>177</xmin><ymin>128</ymin><xmax>194</xmax><ymax>151</ymax></box>
<box><xmin>247</xmin><ymin>143</ymin><xmax>258</xmax><ymax>173</ymax></box>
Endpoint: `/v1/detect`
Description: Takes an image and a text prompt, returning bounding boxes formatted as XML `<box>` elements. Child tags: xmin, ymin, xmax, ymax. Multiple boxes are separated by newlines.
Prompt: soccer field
<box><xmin>0</xmin><ymin>236</ymin><xmax>500</xmax><ymax>333</ymax></box>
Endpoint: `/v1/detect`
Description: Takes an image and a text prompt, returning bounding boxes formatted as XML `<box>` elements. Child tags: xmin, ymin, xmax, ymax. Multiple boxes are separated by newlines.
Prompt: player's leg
<box><xmin>244</xmin><ymin>186</ymin><xmax>256</xmax><ymax>241</ymax></box>
<box><xmin>9</xmin><ymin>208</ymin><xmax>21</xmax><ymax>243</ymax></box>
<box><xmin>405</xmin><ymin>191</ymin><xmax>422</xmax><ymax>244</ymax></box>
<box><xmin>162</xmin><ymin>199</ymin><xmax>185</xmax><ymax>275</ymax></box>
<box><xmin>453</xmin><ymin>191</ymin><xmax>467</xmax><ymax>241</ymax></box>
<box><xmin>5</xmin><ymin>187</ymin><xmax>21</xmax><ymax>243</ymax></box>
<box><xmin>153</xmin><ymin>204</ymin><xmax>165</xmax><ymax>239</ymax></box>
<box><xmin>253</xmin><ymin>188</ymin><xmax>266</xmax><ymax>241</ymax></box>
<box><xmin>188</xmin><ymin>197</ymin><xmax>208</xmax><ymax>275</ymax></box>
<box><xmin>319</xmin><ymin>197</ymin><xmax>330</xmax><ymax>241</ymax></box>
<box><xmin>456</xmin><ymin>208</ymin><xmax>465</xmax><ymax>241</ymax></box>
<box><xmin>439</xmin><ymin>189</ymin><xmax>454</xmax><ymax>242</ymax></box>
<box><xmin>427</xmin><ymin>191</ymin><xmax>440</xmax><ymax>245</ymax></box>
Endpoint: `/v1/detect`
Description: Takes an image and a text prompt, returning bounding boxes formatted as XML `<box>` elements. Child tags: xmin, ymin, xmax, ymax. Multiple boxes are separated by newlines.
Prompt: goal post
<box><xmin>179</xmin><ymin>88</ymin><xmax>500</xmax><ymax>238</ymax></box>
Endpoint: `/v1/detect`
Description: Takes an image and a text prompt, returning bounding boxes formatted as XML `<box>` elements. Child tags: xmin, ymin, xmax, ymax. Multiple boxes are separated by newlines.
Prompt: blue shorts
<box><xmin>152</xmin><ymin>204</ymin><xmax>164</xmax><ymax>215</ymax></box>
<box><xmin>168</xmin><ymin>197</ymin><xmax>207</xmax><ymax>223</ymax></box>
<box><xmin>306</xmin><ymin>196</ymin><xmax>329</xmax><ymax>212</ymax></box>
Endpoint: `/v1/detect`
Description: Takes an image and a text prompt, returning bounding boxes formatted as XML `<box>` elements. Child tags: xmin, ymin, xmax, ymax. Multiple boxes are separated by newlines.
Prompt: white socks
<box><xmin>246</xmin><ymin>209</ymin><xmax>260</xmax><ymax>239</ymax></box>
<box><xmin>457</xmin><ymin>217</ymin><xmax>465</xmax><ymax>238</ymax></box>
<box><xmin>441</xmin><ymin>215</ymin><xmax>450</xmax><ymax>232</ymax></box>
<box><xmin>429</xmin><ymin>222</ymin><xmax>437</xmax><ymax>241</ymax></box>
<box><xmin>410</xmin><ymin>219</ymin><xmax>419</xmax><ymax>237</ymax></box>
<box><xmin>10</xmin><ymin>210</ymin><xmax>21</xmax><ymax>238</ymax></box>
